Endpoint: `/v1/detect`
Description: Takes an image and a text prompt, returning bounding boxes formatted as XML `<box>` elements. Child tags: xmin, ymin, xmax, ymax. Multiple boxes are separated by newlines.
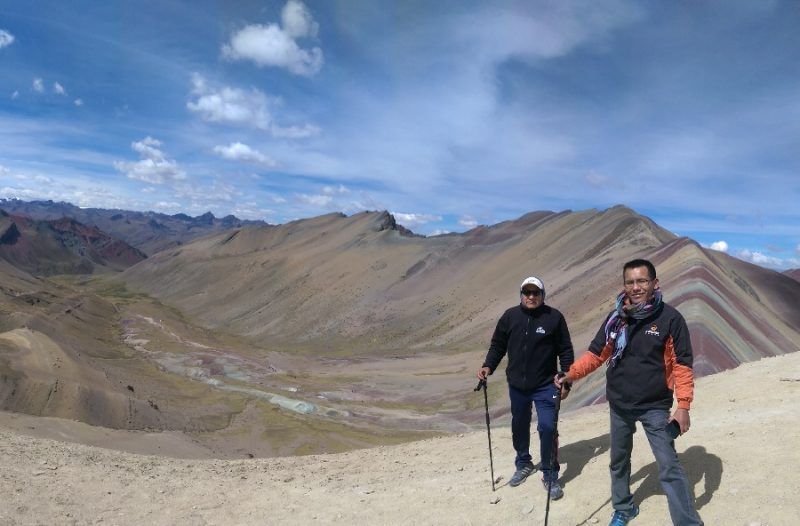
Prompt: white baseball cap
<box><xmin>520</xmin><ymin>276</ymin><xmax>545</xmax><ymax>300</ymax></box>
<box><xmin>520</xmin><ymin>276</ymin><xmax>544</xmax><ymax>290</ymax></box>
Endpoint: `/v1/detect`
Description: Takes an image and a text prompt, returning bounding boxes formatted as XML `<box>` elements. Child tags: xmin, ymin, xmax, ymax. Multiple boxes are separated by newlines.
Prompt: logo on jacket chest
<box><xmin>644</xmin><ymin>324</ymin><xmax>660</xmax><ymax>337</ymax></box>
<box><xmin>536</xmin><ymin>326</ymin><xmax>546</xmax><ymax>334</ymax></box>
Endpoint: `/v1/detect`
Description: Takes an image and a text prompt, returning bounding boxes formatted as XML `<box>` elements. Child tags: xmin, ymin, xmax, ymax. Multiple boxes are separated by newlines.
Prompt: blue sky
<box><xmin>1</xmin><ymin>1</ymin><xmax>798</xmax><ymax>270</ymax></box>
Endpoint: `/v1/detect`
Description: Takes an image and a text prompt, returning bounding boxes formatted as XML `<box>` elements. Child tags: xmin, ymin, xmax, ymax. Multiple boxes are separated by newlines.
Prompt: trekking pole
<box><xmin>544</xmin><ymin>374</ymin><xmax>569</xmax><ymax>526</ymax></box>
<box><xmin>474</xmin><ymin>378</ymin><xmax>496</xmax><ymax>492</ymax></box>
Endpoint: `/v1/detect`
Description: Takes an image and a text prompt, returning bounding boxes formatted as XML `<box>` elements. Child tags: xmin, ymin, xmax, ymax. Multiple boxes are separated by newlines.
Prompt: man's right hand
<box><xmin>477</xmin><ymin>366</ymin><xmax>491</xmax><ymax>380</ymax></box>
<box><xmin>554</xmin><ymin>372</ymin><xmax>567</xmax><ymax>387</ymax></box>
<box><xmin>554</xmin><ymin>372</ymin><xmax>572</xmax><ymax>399</ymax></box>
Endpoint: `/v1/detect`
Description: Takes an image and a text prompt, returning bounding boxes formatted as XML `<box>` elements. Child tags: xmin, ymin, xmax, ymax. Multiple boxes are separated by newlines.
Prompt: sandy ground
<box><xmin>2</xmin><ymin>352</ymin><xmax>799</xmax><ymax>526</ymax></box>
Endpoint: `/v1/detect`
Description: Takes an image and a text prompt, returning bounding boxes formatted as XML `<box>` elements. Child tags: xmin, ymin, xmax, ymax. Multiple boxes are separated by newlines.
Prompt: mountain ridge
<box><xmin>0</xmin><ymin>199</ymin><xmax>267</xmax><ymax>256</ymax></box>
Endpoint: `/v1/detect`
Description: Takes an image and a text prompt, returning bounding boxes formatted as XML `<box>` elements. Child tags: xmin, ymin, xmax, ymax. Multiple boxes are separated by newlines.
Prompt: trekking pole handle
<box><xmin>474</xmin><ymin>378</ymin><xmax>487</xmax><ymax>392</ymax></box>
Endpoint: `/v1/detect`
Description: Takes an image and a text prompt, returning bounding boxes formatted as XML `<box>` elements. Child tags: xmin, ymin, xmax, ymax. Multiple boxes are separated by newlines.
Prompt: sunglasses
<box><xmin>521</xmin><ymin>289</ymin><xmax>542</xmax><ymax>297</ymax></box>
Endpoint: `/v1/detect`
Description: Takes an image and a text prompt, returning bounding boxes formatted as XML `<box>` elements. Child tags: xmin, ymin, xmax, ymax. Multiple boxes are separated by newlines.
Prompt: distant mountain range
<box><xmin>0</xmin><ymin>209</ymin><xmax>146</xmax><ymax>275</ymax></box>
<box><xmin>0</xmin><ymin>199</ymin><xmax>267</xmax><ymax>256</ymax></box>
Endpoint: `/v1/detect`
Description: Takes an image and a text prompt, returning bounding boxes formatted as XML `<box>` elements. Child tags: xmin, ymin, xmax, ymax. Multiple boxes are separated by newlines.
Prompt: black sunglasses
<box><xmin>521</xmin><ymin>289</ymin><xmax>542</xmax><ymax>297</ymax></box>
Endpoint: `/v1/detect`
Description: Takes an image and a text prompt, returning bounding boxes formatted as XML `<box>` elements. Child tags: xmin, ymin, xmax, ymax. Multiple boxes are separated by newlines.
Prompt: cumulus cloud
<box><xmin>282</xmin><ymin>0</ymin><xmax>319</xmax><ymax>38</ymax></box>
<box><xmin>53</xmin><ymin>82</ymin><xmax>67</xmax><ymax>95</ymax></box>
<box><xmin>709</xmin><ymin>241</ymin><xmax>729</xmax><ymax>252</ymax></box>
<box><xmin>187</xmin><ymin>74</ymin><xmax>319</xmax><ymax>138</ymax></box>
<box><xmin>221</xmin><ymin>0</ymin><xmax>323</xmax><ymax>76</ymax></box>
<box><xmin>74</xmin><ymin>98</ymin><xmax>84</xmax><ymax>106</ymax></box>
<box><xmin>187</xmin><ymin>74</ymin><xmax>272</xmax><ymax>129</ymax></box>
<box><xmin>113</xmin><ymin>136</ymin><xmax>186</xmax><ymax>184</ymax></box>
<box><xmin>213</xmin><ymin>142</ymin><xmax>277</xmax><ymax>166</ymax></box>
<box><xmin>0</xmin><ymin>29</ymin><xmax>14</xmax><ymax>49</ymax></box>
<box><xmin>32</xmin><ymin>78</ymin><xmax>44</xmax><ymax>93</ymax></box>
<box><xmin>393</xmin><ymin>212</ymin><xmax>443</xmax><ymax>228</ymax></box>
<box><xmin>736</xmin><ymin>249</ymin><xmax>783</xmax><ymax>268</ymax></box>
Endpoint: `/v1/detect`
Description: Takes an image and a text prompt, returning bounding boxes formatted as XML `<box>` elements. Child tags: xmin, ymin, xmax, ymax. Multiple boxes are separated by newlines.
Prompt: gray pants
<box><xmin>609</xmin><ymin>407</ymin><xmax>703</xmax><ymax>526</ymax></box>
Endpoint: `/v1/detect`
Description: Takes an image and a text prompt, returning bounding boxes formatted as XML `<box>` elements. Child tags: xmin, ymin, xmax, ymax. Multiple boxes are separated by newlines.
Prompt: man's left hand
<box><xmin>670</xmin><ymin>408</ymin><xmax>691</xmax><ymax>435</ymax></box>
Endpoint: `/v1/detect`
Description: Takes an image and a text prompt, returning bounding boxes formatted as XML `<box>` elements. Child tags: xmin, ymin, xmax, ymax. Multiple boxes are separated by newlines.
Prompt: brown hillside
<box><xmin>117</xmin><ymin>206</ymin><xmax>800</xmax><ymax>416</ymax></box>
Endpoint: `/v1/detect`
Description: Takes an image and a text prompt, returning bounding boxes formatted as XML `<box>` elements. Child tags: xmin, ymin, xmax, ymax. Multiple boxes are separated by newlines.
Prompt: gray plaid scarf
<box><xmin>605</xmin><ymin>289</ymin><xmax>663</xmax><ymax>367</ymax></box>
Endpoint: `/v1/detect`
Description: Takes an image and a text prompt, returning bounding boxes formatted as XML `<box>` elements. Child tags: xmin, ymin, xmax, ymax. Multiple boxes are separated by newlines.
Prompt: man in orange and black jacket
<box><xmin>557</xmin><ymin>258</ymin><xmax>703</xmax><ymax>526</ymax></box>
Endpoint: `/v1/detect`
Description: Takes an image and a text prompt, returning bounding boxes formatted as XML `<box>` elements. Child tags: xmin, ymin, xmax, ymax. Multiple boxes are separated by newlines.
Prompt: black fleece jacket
<box><xmin>483</xmin><ymin>304</ymin><xmax>575</xmax><ymax>391</ymax></box>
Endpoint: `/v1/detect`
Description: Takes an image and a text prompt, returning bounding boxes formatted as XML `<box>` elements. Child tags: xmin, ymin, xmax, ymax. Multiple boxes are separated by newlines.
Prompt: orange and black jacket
<box><xmin>567</xmin><ymin>302</ymin><xmax>694</xmax><ymax>412</ymax></box>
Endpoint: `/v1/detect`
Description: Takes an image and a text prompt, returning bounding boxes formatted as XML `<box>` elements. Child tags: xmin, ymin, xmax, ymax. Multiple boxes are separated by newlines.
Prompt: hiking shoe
<box><xmin>508</xmin><ymin>464</ymin><xmax>535</xmax><ymax>487</ymax></box>
<box><xmin>609</xmin><ymin>505</ymin><xmax>639</xmax><ymax>526</ymax></box>
<box><xmin>543</xmin><ymin>479</ymin><xmax>564</xmax><ymax>500</ymax></box>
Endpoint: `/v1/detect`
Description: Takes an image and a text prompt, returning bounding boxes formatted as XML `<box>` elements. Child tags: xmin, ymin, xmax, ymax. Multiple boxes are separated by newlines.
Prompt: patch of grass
<box><xmin>93</xmin><ymin>281</ymin><xmax>150</xmax><ymax>301</ymax></box>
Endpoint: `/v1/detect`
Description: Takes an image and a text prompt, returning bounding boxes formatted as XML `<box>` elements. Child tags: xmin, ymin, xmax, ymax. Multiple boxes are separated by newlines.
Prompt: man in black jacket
<box><xmin>477</xmin><ymin>276</ymin><xmax>574</xmax><ymax>499</ymax></box>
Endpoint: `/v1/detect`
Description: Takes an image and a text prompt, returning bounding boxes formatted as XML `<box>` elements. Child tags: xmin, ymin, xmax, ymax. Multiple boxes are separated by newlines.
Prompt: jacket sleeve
<box><xmin>565</xmin><ymin>315</ymin><xmax>611</xmax><ymax>382</ymax></box>
<box><xmin>482</xmin><ymin>310</ymin><xmax>510</xmax><ymax>374</ymax></box>
<box><xmin>670</xmin><ymin>312</ymin><xmax>695</xmax><ymax>410</ymax></box>
<box><xmin>557</xmin><ymin>312</ymin><xmax>575</xmax><ymax>372</ymax></box>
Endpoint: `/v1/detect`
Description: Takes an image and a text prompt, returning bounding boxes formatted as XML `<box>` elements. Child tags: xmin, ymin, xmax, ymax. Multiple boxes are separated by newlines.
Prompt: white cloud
<box><xmin>709</xmin><ymin>241</ymin><xmax>729</xmax><ymax>252</ymax></box>
<box><xmin>271</xmin><ymin>123</ymin><xmax>321</xmax><ymax>139</ymax></box>
<box><xmin>34</xmin><ymin>175</ymin><xmax>53</xmax><ymax>184</ymax></box>
<box><xmin>113</xmin><ymin>136</ymin><xmax>186</xmax><ymax>184</ymax></box>
<box><xmin>32</xmin><ymin>78</ymin><xmax>44</xmax><ymax>93</ymax></box>
<box><xmin>585</xmin><ymin>171</ymin><xmax>611</xmax><ymax>187</ymax></box>
<box><xmin>53</xmin><ymin>82</ymin><xmax>67</xmax><ymax>95</ymax></box>
<box><xmin>0</xmin><ymin>186</ymin><xmax>45</xmax><ymax>200</ymax></box>
<box><xmin>213</xmin><ymin>142</ymin><xmax>277</xmax><ymax>166</ymax></box>
<box><xmin>11</xmin><ymin>90</ymin><xmax>19</xmax><ymax>99</ymax></box>
<box><xmin>282</xmin><ymin>0</ymin><xmax>318</xmax><ymax>38</ymax></box>
<box><xmin>297</xmin><ymin>193</ymin><xmax>332</xmax><ymax>206</ymax></box>
<box><xmin>459</xmin><ymin>216</ymin><xmax>478</xmax><ymax>228</ymax></box>
<box><xmin>187</xmin><ymin>74</ymin><xmax>319</xmax><ymax>138</ymax></box>
<box><xmin>221</xmin><ymin>1</ymin><xmax>323</xmax><ymax>76</ymax></box>
<box><xmin>0</xmin><ymin>29</ymin><xmax>14</xmax><ymax>49</ymax></box>
<box><xmin>322</xmin><ymin>184</ymin><xmax>349</xmax><ymax>195</ymax></box>
<box><xmin>74</xmin><ymin>98</ymin><xmax>84</xmax><ymax>106</ymax></box>
<box><xmin>393</xmin><ymin>212</ymin><xmax>443</xmax><ymax>228</ymax></box>
<box><xmin>294</xmin><ymin>186</ymin><xmax>370</xmax><ymax>212</ymax></box>
<box><xmin>187</xmin><ymin>74</ymin><xmax>272</xmax><ymax>129</ymax></box>
<box><xmin>736</xmin><ymin>249</ymin><xmax>783</xmax><ymax>268</ymax></box>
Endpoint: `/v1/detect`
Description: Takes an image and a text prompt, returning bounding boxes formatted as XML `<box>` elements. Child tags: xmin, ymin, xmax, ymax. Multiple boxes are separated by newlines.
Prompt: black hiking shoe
<box><xmin>509</xmin><ymin>464</ymin><xmax>535</xmax><ymax>487</ymax></box>
<box><xmin>543</xmin><ymin>478</ymin><xmax>564</xmax><ymax>500</ymax></box>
